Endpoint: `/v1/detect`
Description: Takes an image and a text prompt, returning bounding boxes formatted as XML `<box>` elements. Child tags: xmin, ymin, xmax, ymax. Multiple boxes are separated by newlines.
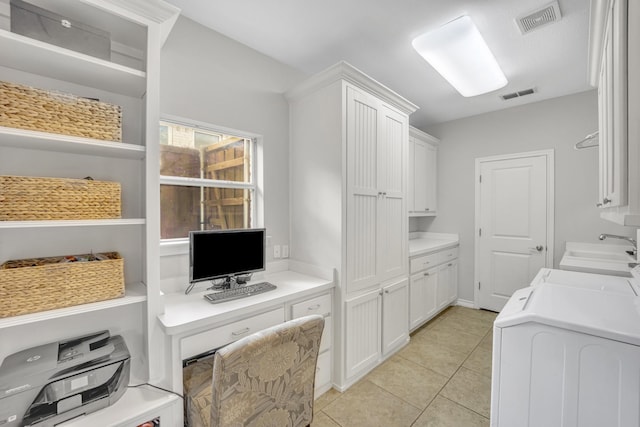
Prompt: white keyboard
<box><xmin>204</xmin><ymin>282</ymin><xmax>277</xmax><ymax>304</ymax></box>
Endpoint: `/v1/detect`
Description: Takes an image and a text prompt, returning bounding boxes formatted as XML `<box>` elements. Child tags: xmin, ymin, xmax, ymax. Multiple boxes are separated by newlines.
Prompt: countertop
<box><xmin>158</xmin><ymin>269</ymin><xmax>334</xmax><ymax>336</ymax></box>
<box><xmin>409</xmin><ymin>232</ymin><xmax>459</xmax><ymax>257</ymax></box>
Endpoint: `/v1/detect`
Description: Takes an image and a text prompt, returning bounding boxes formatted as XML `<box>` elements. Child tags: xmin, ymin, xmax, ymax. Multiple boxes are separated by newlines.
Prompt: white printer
<box><xmin>0</xmin><ymin>331</ymin><xmax>130</xmax><ymax>427</ymax></box>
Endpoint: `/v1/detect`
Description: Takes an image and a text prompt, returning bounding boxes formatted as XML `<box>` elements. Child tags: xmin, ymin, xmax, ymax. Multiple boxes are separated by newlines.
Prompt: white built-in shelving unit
<box><xmin>0</xmin><ymin>1</ymin><xmax>180</xmax><ymax>424</ymax></box>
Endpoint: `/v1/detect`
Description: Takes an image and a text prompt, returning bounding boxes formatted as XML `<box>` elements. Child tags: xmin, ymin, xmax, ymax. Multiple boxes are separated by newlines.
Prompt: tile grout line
<box><xmin>435</xmin><ymin>327</ymin><xmax>493</xmax><ymax>420</ymax></box>
<box><xmin>409</xmin><ymin>323</ymin><xmax>493</xmax><ymax>426</ymax></box>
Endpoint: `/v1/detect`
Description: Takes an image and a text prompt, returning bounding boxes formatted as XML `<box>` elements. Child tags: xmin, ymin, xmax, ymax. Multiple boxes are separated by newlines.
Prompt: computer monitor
<box><xmin>189</xmin><ymin>228</ymin><xmax>266</xmax><ymax>287</ymax></box>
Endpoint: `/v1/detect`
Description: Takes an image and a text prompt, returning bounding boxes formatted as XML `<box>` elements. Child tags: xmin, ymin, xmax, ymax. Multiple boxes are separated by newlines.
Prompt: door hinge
<box><xmin>479</xmin><ymin>175</ymin><xmax>482</xmax><ymax>183</ymax></box>
<box><xmin>479</xmin><ymin>228</ymin><xmax>482</xmax><ymax>237</ymax></box>
<box><xmin>478</xmin><ymin>282</ymin><xmax>481</xmax><ymax>290</ymax></box>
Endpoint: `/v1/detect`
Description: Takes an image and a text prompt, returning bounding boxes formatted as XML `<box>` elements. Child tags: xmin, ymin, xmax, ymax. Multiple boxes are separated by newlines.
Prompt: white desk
<box><xmin>158</xmin><ymin>269</ymin><xmax>335</xmax><ymax>397</ymax></box>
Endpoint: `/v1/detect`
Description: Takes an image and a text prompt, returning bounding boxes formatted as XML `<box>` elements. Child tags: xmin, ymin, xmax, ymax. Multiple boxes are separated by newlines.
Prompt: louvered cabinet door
<box><xmin>346</xmin><ymin>86</ymin><xmax>380</xmax><ymax>293</ymax></box>
<box><xmin>345</xmin><ymin>288</ymin><xmax>381</xmax><ymax>380</ymax></box>
<box><xmin>377</xmin><ymin>103</ymin><xmax>408</xmax><ymax>283</ymax></box>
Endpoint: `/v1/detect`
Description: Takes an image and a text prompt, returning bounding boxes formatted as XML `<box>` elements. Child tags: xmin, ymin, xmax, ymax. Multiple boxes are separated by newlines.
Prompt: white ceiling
<box><xmin>164</xmin><ymin>0</ymin><xmax>593</xmax><ymax>128</ymax></box>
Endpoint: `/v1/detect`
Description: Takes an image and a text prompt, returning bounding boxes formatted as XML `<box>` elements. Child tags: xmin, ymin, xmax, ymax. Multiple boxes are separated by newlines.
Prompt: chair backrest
<box><xmin>210</xmin><ymin>314</ymin><xmax>325</xmax><ymax>427</ymax></box>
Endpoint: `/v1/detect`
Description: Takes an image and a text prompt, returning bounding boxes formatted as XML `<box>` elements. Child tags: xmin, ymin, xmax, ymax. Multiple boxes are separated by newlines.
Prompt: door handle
<box><xmin>529</xmin><ymin>245</ymin><xmax>544</xmax><ymax>252</ymax></box>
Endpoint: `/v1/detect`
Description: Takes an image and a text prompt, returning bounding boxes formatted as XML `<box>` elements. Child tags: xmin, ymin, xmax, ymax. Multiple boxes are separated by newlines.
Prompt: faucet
<box><xmin>599</xmin><ymin>234</ymin><xmax>637</xmax><ymax>255</ymax></box>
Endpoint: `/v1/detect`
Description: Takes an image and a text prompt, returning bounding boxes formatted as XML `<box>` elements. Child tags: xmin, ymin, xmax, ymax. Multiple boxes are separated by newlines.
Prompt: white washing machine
<box><xmin>491</xmin><ymin>267</ymin><xmax>640</xmax><ymax>427</ymax></box>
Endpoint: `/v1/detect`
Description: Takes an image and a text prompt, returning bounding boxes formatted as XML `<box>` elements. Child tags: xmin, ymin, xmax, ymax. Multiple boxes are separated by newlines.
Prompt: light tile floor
<box><xmin>312</xmin><ymin>306</ymin><xmax>498</xmax><ymax>427</ymax></box>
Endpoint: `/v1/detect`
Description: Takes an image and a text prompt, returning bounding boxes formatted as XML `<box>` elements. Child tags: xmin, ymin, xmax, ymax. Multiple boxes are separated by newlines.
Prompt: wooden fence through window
<box><xmin>160</xmin><ymin>137</ymin><xmax>251</xmax><ymax>239</ymax></box>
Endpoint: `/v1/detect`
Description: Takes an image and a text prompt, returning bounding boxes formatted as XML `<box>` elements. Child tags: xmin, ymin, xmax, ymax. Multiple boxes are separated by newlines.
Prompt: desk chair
<box><xmin>183</xmin><ymin>314</ymin><xmax>325</xmax><ymax>427</ymax></box>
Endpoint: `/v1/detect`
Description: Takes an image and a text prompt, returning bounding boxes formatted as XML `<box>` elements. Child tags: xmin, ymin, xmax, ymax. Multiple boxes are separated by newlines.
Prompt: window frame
<box><xmin>159</xmin><ymin>114</ymin><xmax>264</xmax><ymax>256</ymax></box>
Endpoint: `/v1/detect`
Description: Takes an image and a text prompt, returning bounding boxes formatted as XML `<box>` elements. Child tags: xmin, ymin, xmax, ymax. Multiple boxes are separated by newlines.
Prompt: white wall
<box><xmin>158</xmin><ymin>17</ymin><xmax>306</xmax><ymax>288</ymax></box>
<box><xmin>423</xmin><ymin>90</ymin><xmax>636</xmax><ymax>303</ymax></box>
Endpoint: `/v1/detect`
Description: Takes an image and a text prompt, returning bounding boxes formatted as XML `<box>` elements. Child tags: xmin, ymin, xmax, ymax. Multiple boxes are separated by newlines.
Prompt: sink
<box><xmin>564</xmin><ymin>250</ymin><xmax>633</xmax><ymax>261</ymax></box>
<box><xmin>560</xmin><ymin>242</ymin><xmax>636</xmax><ymax>277</ymax></box>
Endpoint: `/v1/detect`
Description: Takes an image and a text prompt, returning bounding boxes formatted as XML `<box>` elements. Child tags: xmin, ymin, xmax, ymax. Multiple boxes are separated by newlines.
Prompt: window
<box><xmin>159</xmin><ymin>119</ymin><xmax>258</xmax><ymax>240</ymax></box>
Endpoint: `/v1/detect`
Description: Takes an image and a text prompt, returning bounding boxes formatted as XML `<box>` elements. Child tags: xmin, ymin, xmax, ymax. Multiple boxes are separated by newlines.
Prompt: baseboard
<box><xmin>455</xmin><ymin>298</ymin><xmax>476</xmax><ymax>308</ymax></box>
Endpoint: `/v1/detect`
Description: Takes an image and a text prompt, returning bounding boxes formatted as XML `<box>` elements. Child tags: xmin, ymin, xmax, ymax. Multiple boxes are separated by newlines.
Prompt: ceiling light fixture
<box><xmin>412</xmin><ymin>15</ymin><xmax>508</xmax><ymax>97</ymax></box>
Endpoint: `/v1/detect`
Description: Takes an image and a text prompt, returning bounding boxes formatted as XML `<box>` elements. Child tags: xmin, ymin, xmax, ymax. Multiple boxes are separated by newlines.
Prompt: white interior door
<box><xmin>476</xmin><ymin>151</ymin><xmax>553</xmax><ymax>312</ymax></box>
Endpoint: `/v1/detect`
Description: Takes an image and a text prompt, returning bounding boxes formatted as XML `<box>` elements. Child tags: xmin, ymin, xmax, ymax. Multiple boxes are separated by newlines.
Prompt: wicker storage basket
<box><xmin>0</xmin><ymin>80</ymin><xmax>122</xmax><ymax>141</ymax></box>
<box><xmin>0</xmin><ymin>252</ymin><xmax>124</xmax><ymax>318</ymax></box>
<box><xmin>0</xmin><ymin>175</ymin><xmax>121</xmax><ymax>220</ymax></box>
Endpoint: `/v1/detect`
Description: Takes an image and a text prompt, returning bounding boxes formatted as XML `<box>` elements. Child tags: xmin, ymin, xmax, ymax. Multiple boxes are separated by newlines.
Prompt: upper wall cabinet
<box><xmin>408</xmin><ymin>126</ymin><xmax>439</xmax><ymax>216</ymax></box>
<box><xmin>589</xmin><ymin>0</ymin><xmax>640</xmax><ymax>225</ymax></box>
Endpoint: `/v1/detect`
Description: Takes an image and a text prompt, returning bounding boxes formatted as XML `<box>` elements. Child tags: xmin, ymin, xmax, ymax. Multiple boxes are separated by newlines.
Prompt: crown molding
<box><xmin>286</xmin><ymin>61</ymin><xmax>418</xmax><ymax>115</ymax></box>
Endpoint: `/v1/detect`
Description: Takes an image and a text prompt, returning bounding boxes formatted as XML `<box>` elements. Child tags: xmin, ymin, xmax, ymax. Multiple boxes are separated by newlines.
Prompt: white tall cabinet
<box><xmin>287</xmin><ymin>62</ymin><xmax>417</xmax><ymax>390</ymax></box>
<box><xmin>0</xmin><ymin>1</ymin><xmax>180</xmax><ymax>423</ymax></box>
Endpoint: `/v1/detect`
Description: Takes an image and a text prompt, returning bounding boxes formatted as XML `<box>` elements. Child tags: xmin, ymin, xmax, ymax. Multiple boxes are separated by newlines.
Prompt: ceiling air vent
<box><xmin>516</xmin><ymin>1</ymin><xmax>562</xmax><ymax>34</ymax></box>
<box><xmin>501</xmin><ymin>88</ymin><xmax>536</xmax><ymax>101</ymax></box>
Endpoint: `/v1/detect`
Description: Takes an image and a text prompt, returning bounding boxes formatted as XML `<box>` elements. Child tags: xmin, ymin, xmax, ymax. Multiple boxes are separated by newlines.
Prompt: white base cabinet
<box><xmin>345</xmin><ymin>277</ymin><xmax>409</xmax><ymax>380</ymax></box>
<box><xmin>409</xmin><ymin>246</ymin><xmax>458</xmax><ymax>332</ymax></box>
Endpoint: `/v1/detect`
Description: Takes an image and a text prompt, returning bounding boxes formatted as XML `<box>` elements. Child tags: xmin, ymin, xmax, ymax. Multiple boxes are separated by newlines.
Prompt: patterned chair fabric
<box><xmin>183</xmin><ymin>314</ymin><xmax>325</xmax><ymax>427</ymax></box>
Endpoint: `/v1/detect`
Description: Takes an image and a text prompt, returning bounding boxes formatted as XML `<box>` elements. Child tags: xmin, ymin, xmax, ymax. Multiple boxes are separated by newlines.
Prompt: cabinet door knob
<box><xmin>448</xmin><ymin>263</ymin><xmax>452</xmax><ymax>267</ymax></box>
<box><xmin>596</xmin><ymin>203</ymin><xmax>603</xmax><ymax>207</ymax></box>
<box><xmin>603</xmin><ymin>198</ymin><xmax>611</xmax><ymax>204</ymax></box>
<box><xmin>385</xmin><ymin>290</ymin><xmax>389</xmax><ymax>294</ymax></box>
<box><xmin>424</xmin><ymin>272</ymin><xmax>429</xmax><ymax>276</ymax></box>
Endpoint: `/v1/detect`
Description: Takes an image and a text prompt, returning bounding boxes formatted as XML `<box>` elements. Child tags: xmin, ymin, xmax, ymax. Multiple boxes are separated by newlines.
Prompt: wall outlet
<box><xmin>273</xmin><ymin>245</ymin><xmax>281</xmax><ymax>259</ymax></box>
<box><xmin>282</xmin><ymin>245</ymin><xmax>289</xmax><ymax>258</ymax></box>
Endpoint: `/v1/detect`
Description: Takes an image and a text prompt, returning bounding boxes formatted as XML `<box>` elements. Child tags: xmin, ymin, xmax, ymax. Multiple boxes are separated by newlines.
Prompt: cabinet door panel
<box><xmin>345</xmin><ymin>289</ymin><xmax>381</xmax><ymax>379</ymax></box>
<box><xmin>446</xmin><ymin>260</ymin><xmax>458</xmax><ymax>303</ymax></box>
<box><xmin>408</xmin><ymin>137</ymin><xmax>416</xmax><ymax>212</ymax></box>
<box><xmin>598</xmin><ymin>0</ymin><xmax>628</xmax><ymax>208</ymax></box>
<box><xmin>426</xmin><ymin>143</ymin><xmax>438</xmax><ymax>212</ymax></box>
<box><xmin>436</xmin><ymin>264</ymin><xmax>449</xmax><ymax>310</ymax></box>
<box><xmin>379</xmin><ymin>105</ymin><xmax>406</xmax><ymax>196</ymax></box>
<box><xmin>347</xmin><ymin>194</ymin><xmax>378</xmax><ymax>292</ymax></box>
<box><xmin>378</xmin><ymin>103</ymin><xmax>407</xmax><ymax>281</ymax></box>
<box><xmin>378</xmin><ymin>193</ymin><xmax>407</xmax><ymax>282</ymax></box>
<box><xmin>382</xmin><ymin>278</ymin><xmax>409</xmax><ymax>356</ymax></box>
<box><xmin>347</xmin><ymin>87</ymin><xmax>380</xmax><ymax>292</ymax></box>
<box><xmin>413</xmin><ymin>140</ymin><xmax>428</xmax><ymax>212</ymax></box>
<box><xmin>424</xmin><ymin>268</ymin><xmax>438</xmax><ymax>319</ymax></box>
<box><xmin>409</xmin><ymin>273</ymin><xmax>427</xmax><ymax>330</ymax></box>
<box><xmin>410</xmin><ymin>271</ymin><xmax>438</xmax><ymax>331</ymax></box>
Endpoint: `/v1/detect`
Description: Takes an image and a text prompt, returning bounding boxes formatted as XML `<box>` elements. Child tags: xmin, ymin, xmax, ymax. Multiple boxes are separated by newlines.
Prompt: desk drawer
<box><xmin>291</xmin><ymin>293</ymin><xmax>332</xmax><ymax>318</ymax></box>
<box><xmin>292</xmin><ymin>293</ymin><xmax>332</xmax><ymax>353</ymax></box>
<box><xmin>181</xmin><ymin>307</ymin><xmax>285</xmax><ymax>360</ymax></box>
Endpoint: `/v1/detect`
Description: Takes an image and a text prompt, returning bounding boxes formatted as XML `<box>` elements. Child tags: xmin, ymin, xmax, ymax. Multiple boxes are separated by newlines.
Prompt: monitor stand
<box><xmin>221</xmin><ymin>275</ymin><xmax>240</xmax><ymax>290</ymax></box>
